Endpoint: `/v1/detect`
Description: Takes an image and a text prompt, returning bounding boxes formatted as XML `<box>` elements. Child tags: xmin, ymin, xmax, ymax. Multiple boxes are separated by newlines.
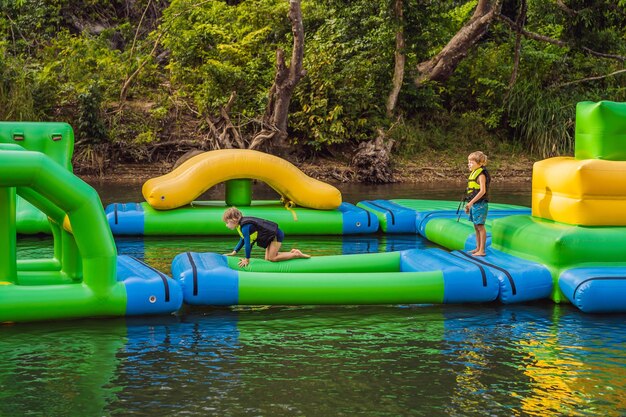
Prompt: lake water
<box><xmin>5</xmin><ymin>180</ymin><xmax>626</xmax><ymax>417</ymax></box>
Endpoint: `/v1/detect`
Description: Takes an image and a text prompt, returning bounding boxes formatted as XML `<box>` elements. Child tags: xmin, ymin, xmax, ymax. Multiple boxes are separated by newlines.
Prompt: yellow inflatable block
<box><xmin>143</xmin><ymin>149</ymin><xmax>342</xmax><ymax>210</ymax></box>
<box><xmin>532</xmin><ymin>157</ymin><xmax>626</xmax><ymax>226</ymax></box>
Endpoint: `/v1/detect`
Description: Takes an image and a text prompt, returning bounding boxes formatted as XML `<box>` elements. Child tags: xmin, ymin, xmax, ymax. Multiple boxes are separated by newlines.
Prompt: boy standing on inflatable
<box><xmin>464</xmin><ymin>151</ymin><xmax>490</xmax><ymax>257</ymax></box>
<box><xmin>223</xmin><ymin>207</ymin><xmax>311</xmax><ymax>267</ymax></box>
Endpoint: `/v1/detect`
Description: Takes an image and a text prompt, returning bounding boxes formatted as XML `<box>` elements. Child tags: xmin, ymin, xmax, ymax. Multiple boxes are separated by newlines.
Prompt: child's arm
<box><xmin>225</xmin><ymin>237</ymin><xmax>244</xmax><ymax>256</ymax></box>
<box><xmin>239</xmin><ymin>224</ymin><xmax>252</xmax><ymax>266</ymax></box>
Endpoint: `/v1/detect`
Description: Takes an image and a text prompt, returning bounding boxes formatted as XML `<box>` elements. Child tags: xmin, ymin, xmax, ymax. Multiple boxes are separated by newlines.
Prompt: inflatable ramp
<box><xmin>142</xmin><ymin>149</ymin><xmax>342</xmax><ymax>210</ymax></box>
<box><xmin>560</xmin><ymin>267</ymin><xmax>626</xmax><ymax>313</ymax></box>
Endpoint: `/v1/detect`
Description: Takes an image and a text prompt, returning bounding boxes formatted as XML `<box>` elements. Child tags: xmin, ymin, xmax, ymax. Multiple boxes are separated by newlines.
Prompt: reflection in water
<box><xmin>1</xmin><ymin>305</ymin><xmax>626</xmax><ymax>416</ymax></box>
<box><xmin>0</xmin><ymin>319</ymin><xmax>126</xmax><ymax>416</ymax></box>
<box><xmin>517</xmin><ymin>307</ymin><xmax>626</xmax><ymax>417</ymax></box>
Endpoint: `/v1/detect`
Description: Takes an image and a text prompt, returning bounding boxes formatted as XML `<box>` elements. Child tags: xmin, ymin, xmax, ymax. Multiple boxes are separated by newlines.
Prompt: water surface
<box><xmin>7</xmin><ymin>180</ymin><xmax>626</xmax><ymax>416</ymax></box>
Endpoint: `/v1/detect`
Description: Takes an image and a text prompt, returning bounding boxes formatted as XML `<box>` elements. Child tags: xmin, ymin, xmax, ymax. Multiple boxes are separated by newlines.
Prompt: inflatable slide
<box><xmin>108</xmin><ymin>149</ymin><xmax>379</xmax><ymax>236</ymax></box>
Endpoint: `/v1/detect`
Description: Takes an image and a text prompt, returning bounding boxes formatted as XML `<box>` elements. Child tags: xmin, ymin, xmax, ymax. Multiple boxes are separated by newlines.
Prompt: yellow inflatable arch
<box><xmin>142</xmin><ymin>149</ymin><xmax>342</xmax><ymax>210</ymax></box>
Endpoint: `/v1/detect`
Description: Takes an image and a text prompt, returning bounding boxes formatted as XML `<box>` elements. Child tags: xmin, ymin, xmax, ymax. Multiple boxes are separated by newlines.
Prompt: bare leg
<box><xmin>290</xmin><ymin>248</ymin><xmax>311</xmax><ymax>258</ymax></box>
<box><xmin>266</xmin><ymin>241</ymin><xmax>310</xmax><ymax>262</ymax></box>
<box><xmin>468</xmin><ymin>225</ymin><xmax>479</xmax><ymax>253</ymax></box>
<box><xmin>473</xmin><ymin>224</ymin><xmax>487</xmax><ymax>256</ymax></box>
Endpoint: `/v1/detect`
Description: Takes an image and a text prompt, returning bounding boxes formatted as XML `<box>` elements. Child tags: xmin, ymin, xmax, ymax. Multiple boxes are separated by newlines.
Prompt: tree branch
<box><xmin>498</xmin><ymin>14</ymin><xmax>626</xmax><ymax>62</ymax></box>
<box><xmin>555</xmin><ymin>68</ymin><xmax>626</xmax><ymax>87</ymax></box>
<box><xmin>415</xmin><ymin>0</ymin><xmax>502</xmax><ymax>85</ymax></box>
<box><xmin>554</xmin><ymin>0</ymin><xmax>577</xmax><ymax>17</ymax></box>
<box><xmin>119</xmin><ymin>32</ymin><xmax>163</xmax><ymax>103</ymax></box>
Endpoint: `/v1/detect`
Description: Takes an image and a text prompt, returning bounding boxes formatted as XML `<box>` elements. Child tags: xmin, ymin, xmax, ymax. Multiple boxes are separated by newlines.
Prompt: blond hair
<box><xmin>468</xmin><ymin>151</ymin><xmax>488</xmax><ymax>166</ymax></box>
<box><xmin>222</xmin><ymin>207</ymin><xmax>243</xmax><ymax>222</ymax></box>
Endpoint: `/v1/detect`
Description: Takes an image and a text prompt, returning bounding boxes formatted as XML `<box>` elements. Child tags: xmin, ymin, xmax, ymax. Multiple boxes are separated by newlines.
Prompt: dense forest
<box><xmin>1</xmin><ymin>0</ymin><xmax>625</xmax><ymax>180</ymax></box>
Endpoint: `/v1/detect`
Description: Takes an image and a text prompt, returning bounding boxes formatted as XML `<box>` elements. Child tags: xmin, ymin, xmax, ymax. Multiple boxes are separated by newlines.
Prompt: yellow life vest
<box><xmin>466</xmin><ymin>167</ymin><xmax>490</xmax><ymax>202</ymax></box>
<box><xmin>237</xmin><ymin>225</ymin><xmax>258</xmax><ymax>243</ymax></box>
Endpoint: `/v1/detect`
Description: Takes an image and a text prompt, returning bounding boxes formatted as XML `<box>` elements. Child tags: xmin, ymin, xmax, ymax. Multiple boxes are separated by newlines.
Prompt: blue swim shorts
<box><xmin>469</xmin><ymin>200</ymin><xmax>488</xmax><ymax>225</ymax></box>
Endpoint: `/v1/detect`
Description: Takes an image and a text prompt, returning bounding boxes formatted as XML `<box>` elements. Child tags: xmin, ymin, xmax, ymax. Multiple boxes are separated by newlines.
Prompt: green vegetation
<box><xmin>1</xmin><ymin>0</ymin><xmax>625</xmax><ymax>174</ymax></box>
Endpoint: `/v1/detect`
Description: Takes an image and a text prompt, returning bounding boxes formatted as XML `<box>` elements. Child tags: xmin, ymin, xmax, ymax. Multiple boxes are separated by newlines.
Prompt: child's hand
<box><xmin>225</xmin><ymin>251</ymin><xmax>237</xmax><ymax>256</ymax></box>
<box><xmin>465</xmin><ymin>203</ymin><xmax>471</xmax><ymax>213</ymax></box>
<box><xmin>238</xmin><ymin>258</ymin><xmax>250</xmax><ymax>268</ymax></box>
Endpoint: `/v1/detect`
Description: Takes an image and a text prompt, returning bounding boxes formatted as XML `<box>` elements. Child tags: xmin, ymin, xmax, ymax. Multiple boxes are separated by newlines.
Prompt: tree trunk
<box><xmin>351</xmin><ymin>129</ymin><xmax>395</xmax><ymax>183</ymax></box>
<box><xmin>249</xmin><ymin>0</ymin><xmax>306</xmax><ymax>151</ymax></box>
<box><xmin>386</xmin><ymin>0</ymin><xmax>405</xmax><ymax>117</ymax></box>
<box><xmin>415</xmin><ymin>0</ymin><xmax>501</xmax><ymax>85</ymax></box>
<box><xmin>507</xmin><ymin>0</ymin><xmax>527</xmax><ymax>90</ymax></box>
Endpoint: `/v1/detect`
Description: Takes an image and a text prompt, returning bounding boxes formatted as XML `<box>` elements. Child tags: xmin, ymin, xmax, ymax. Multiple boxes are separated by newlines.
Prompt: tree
<box><xmin>249</xmin><ymin>0</ymin><xmax>306</xmax><ymax>151</ymax></box>
<box><xmin>415</xmin><ymin>0</ymin><xmax>502</xmax><ymax>86</ymax></box>
<box><xmin>386</xmin><ymin>0</ymin><xmax>405</xmax><ymax>117</ymax></box>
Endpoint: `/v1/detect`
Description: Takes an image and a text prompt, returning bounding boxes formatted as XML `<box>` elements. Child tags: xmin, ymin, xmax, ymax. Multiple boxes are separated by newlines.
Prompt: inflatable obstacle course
<box><xmin>0</xmin><ymin>122</ymin><xmax>74</xmax><ymax>234</ymax></box>
<box><xmin>496</xmin><ymin>100</ymin><xmax>626</xmax><ymax>311</ymax></box>
<box><xmin>0</xmin><ymin>144</ymin><xmax>182</xmax><ymax>323</ymax></box>
<box><xmin>167</xmin><ymin>101</ymin><xmax>626</xmax><ymax>313</ymax></box>
<box><xmin>6</xmin><ymin>100</ymin><xmax>626</xmax><ymax>320</ymax></box>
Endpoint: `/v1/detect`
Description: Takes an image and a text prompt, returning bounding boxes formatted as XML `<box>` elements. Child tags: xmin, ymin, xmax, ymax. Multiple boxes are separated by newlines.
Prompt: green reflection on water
<box><xmin>1</xmin><ymin>305</ymin><xmax>625</xmax><ymax>416</ymax></box>
<box><xmin>0</xmin><ymin>319</ymin><xmax>126</xmax><ymax>416</ymax></box>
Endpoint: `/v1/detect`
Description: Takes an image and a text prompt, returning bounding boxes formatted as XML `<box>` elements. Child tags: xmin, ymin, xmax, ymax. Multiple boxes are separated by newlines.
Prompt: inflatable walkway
<box><xmin>170</xmin><ymin>248</ymin><xmax>552</xmax><ymax>306</ymax></box>
<box><xmin>357</xmin><ymin>199</ymin><xmax>529</xmax><ymax>239</ymax></box>
<box><xmin>0</xmin><ymin>144</ymin><xmax>182</xmax><ymax>323</ymax></box>
<box><xmin>172</xmin><ymin>250</ymin><xmax>498</xmax><ymax>306</ymax></box>
<box><xmin>107</xmin><ymin>200</ymin><xmax>378</xmax><ymax>236</ymax></box>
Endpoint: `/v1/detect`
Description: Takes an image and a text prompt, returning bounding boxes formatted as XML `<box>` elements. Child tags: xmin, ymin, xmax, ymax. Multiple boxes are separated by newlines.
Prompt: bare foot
<box><xmin>472</xmin><ymin>252</ymin><xmax>486</xmax><ymax>257</ymax></box>
<box><xmin>468</xmin><ymin>249</ymin><xmax>477</xmax><ymax>254</ymax></box>
<box><xmin>291</xmin><ymin>249</ymin><xmax>311</xmax><ymax>259</ymax></box>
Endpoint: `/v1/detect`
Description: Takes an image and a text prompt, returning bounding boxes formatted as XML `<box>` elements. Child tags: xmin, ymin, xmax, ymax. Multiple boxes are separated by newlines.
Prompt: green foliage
<box><xmin>290</xmin><ymin>0</ymin><xmax>395</xmax><ymax>148</ymax></box>
<box><xmin>389</xmin><ymin>110</ymin><xmax>503</xmax><ymax>157</ymax></box>
<box><xmin>506</xmin><ymin>80</ymin><xmax>576</xmax><ymax>157</ymax></box>
<box><xmin>2</xmin><ymin>0</ymin><xmax>626</xmax><ymax>166</ymax></box>
<box><xmin>38</xmin><ymin>30</ymin><xmax>125</xmax><ymax>102</ymax></box>
<box><xmin>77</xmin><ymin>83</ymin><xmax>107</xmax><ymax>144</ymax></box>
<box><xmin>161</xmin><ymin>0</ymin><xmax>288</xmax><ymax>116</ymax></box>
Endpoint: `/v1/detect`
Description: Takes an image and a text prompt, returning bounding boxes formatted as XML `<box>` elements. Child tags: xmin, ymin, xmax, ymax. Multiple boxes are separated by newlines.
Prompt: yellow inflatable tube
<box><xmin>142</xmin><ymin>149</ymin><xmax>342</xmax><ymax>210</ymax></box>
<box><xmin>532</xmin><ymin>157</ymin><xmax>626</xmax><ymax>226</ymax></box>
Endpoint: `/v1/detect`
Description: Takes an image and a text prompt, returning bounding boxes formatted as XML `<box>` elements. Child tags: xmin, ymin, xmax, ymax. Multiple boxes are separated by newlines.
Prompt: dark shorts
<box><xmin>469</xmin><ymin>200</ymin><xmax>488</xmax><ymax>225</ymax></box>
<box><xmin>276</xmin><ymin>228</ymin><xmax>284</xmax><ymax>243</ymax></box>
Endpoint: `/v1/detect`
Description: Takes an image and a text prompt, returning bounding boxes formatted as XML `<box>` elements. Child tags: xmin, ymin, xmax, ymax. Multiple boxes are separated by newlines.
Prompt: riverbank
<box><xmin>78</xmin><ymin>152</ymin><xmax>536</xmax><ymax>185</ymax></box>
